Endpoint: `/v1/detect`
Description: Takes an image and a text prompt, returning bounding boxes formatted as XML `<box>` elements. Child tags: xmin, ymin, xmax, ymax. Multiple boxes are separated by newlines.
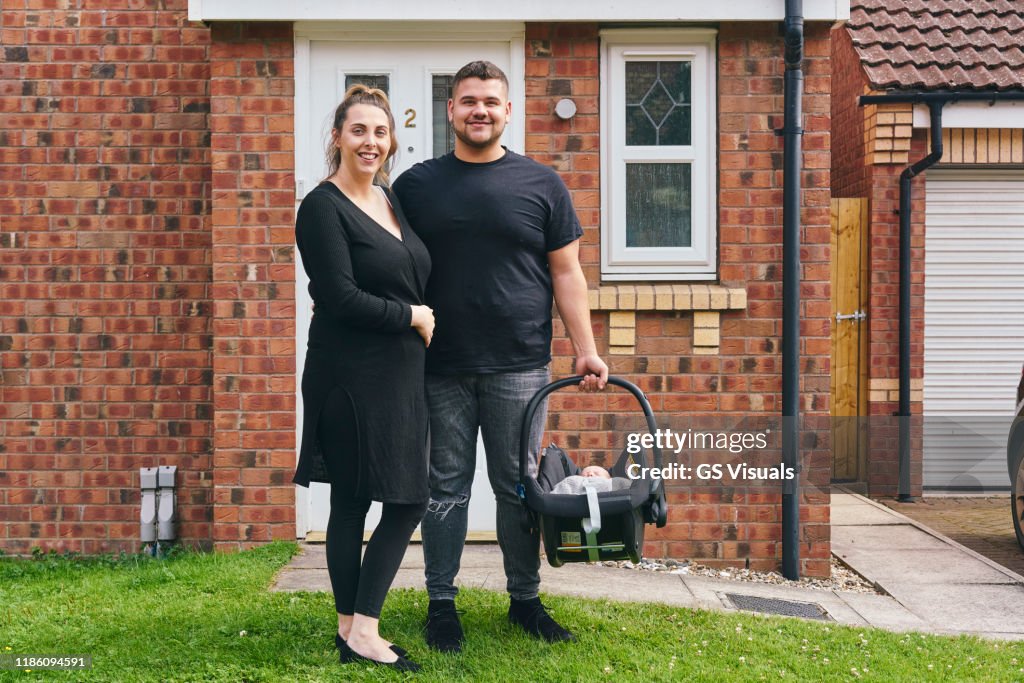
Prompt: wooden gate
<box><xmin>830</xmin><ymin>198</ymin><xmax>870</xmax><ymax>482</ymax></box>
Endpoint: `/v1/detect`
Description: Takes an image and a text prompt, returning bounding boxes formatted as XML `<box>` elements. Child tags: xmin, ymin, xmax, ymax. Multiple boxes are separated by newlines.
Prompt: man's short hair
<box><xmin>452</xmin><ymin>60</ymin><xmax>509</xmax><ymax>96</ymax></box>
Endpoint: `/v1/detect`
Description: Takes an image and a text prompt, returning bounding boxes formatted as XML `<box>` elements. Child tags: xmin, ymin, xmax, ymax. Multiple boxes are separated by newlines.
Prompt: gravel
<box><xmin>606</xmin><ymin>557</ymin><xmax>882</xmax><ymax>594</ymax></box>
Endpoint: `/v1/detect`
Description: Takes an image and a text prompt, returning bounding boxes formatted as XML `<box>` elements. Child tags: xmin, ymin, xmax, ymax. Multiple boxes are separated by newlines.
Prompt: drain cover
<box><xmin>725</xmin><ymin>593</ymin><xmax>831</xmax><ymax>621</ymax></box>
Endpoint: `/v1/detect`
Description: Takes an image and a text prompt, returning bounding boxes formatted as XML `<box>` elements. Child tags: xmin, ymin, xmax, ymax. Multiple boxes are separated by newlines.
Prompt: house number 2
<box><xmin>404</xmin><ymin>109</ymin><xmax>416</xmax><ymax>128</ymax></box>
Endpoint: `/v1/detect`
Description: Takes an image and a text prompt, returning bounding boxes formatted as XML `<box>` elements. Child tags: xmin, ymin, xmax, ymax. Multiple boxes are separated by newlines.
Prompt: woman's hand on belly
<box><xmin>411</xmin><ymin>305</ymin><xmax>435</xmax><ymax>347</ymax></box>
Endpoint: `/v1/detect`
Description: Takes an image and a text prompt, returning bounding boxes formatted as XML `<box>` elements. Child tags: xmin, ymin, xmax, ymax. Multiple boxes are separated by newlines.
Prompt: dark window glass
<box><xmin>432</xmin><ymin>75</ymin><xmax>455</xmax><ymax>158</ymax></box>
<box><xmin>625</xmin><ymin>163</ymin><xmax>692</xmax><ymax>248</ymax></box>
<box><xmin>345</xmin><ymin>74</ymin><xmax>390</xmax><ymax>94</ymax></box>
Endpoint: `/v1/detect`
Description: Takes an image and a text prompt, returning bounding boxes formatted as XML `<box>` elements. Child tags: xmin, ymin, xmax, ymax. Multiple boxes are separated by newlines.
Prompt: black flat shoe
<box><xmin>335</xmin><ymin>633</ymin><xmax>409</xmax><ymax>662</ymax></box>
<box><xmin>339</xmin><ymin>638</ymin><xmax>421</xmax><ymax>673</ymax></box>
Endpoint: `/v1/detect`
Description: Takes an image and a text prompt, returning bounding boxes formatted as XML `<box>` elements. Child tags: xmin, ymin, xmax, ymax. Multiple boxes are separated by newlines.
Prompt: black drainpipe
<box><xmin>859</xmin><ymin>91</ymin><xmax>1024</xmax><ymax>500</ymax></box>
<box><xmin>781</xmin><ymin>0</ymin><xmax>804</xmax><ymax>580</ymax></box>
<box><xmin>894</xmin><ymin>102</ymin><xmax>943</xmax><ymax>501</ymax></box>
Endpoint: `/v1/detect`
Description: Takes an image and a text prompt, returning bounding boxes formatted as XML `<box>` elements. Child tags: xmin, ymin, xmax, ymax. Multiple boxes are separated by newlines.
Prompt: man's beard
<box><xmin>452</xmin><ymin>117</ymin><xmax>505</xmax><ymax>149</ymax></box>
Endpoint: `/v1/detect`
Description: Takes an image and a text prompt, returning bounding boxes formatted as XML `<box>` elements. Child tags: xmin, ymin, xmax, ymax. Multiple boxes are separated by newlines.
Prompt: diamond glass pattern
<box><xmin>641</xmin><ymin>80</ymin><xmax>674</xmax><ymax>123</ymax></box>
<box><xmin>625</xmin><ymin>61</ymin><xmax>692</xmax><ymax>146</ymax></box>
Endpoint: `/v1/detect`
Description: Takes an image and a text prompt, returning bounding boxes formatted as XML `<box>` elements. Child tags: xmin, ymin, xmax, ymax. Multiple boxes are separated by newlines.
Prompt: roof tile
<box><xmin>848</xmin><ymin>0</ymin><xmax>1024</xmax><ymax>91</ymax></box>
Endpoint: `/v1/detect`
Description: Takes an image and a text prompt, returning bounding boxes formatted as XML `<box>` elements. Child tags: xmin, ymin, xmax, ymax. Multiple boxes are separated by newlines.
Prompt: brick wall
<box><xmin>830</xmin><ymin>26</ymin><xmax>869</xmax><ymax>199</ymax></box>
<box><xmin>524</xmin><ymin>23</ymin><xmax>601</xmax><ymax>285</ymax></box>
<box><xmin>0</xmin><ymin>0</ymin><xmax>214</xmax><ymax>553</ymax></box>
<box><xmin>526</xmin><ymin>22</ymin><xmax>833</xmax><ymax>576</ymax></box>
<box><xmin>208</xmin><ymin>22</ymin><xmax>297</xmax><ymax>548</ymax></box>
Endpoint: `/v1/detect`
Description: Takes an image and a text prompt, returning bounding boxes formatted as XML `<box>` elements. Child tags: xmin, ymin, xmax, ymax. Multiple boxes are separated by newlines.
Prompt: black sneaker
<box><xmin>425</xmin><ymin>599</ymin><xmax>464</xmax><ymax>653</ymax></box>
<box><xmin>508</xmin><ymin>597</ymin><xmax>576</xmax><ymax>643</ymax></box>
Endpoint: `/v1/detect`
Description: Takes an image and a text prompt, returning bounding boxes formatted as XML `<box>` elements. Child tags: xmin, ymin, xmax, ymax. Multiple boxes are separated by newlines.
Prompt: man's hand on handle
<box><xmin>575</xmin><ymin>353</ymin><xmax>608</xmax><ymax>392</ymax></box>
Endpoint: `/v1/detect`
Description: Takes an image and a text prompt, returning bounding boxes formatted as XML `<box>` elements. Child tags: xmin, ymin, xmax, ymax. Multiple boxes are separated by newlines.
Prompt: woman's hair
<box><xmin>324</xmin><ymin>84</ymin><xmax>398</xmax><ymax>186</ymax></box>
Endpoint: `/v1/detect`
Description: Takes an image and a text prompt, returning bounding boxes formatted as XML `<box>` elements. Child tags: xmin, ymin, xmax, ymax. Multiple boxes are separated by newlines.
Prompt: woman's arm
<box><xmin>296</xmin><ymin>192</ymin><xmax>412</xmax><ymax>332</ymax></box>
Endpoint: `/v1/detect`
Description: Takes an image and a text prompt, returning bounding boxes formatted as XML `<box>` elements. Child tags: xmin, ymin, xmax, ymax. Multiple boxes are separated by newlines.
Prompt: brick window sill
<box><xmin>588</xmin><ymin>285</ymin><xmax>748</xmax><ymax>355</ymax></box>
<box><xmin>588</xmin><ymin>284</ymin><xmax>747</xmax><ymax>312</ymax></box>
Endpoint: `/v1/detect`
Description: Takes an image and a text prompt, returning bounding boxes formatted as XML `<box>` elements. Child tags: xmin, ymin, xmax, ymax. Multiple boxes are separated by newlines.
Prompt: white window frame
<box><xmin>600</xmin><ymin>28</ymin><xmax>717</xmax><ymax>281</ymax></box>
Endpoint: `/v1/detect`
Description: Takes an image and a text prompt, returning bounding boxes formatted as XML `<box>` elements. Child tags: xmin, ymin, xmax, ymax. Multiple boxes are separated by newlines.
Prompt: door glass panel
<box><xmin>345</xmin><ymin>74</ymin><xmax>390</xmax><ymax>95</ymax></box>
<box><xmin>625</xmin><ymin>162</ymin><xmax>692</xmax><ymax>247</ymax></box>
<box><xmin>432</xmin><ymin>75</ymin><xmax>455</xmax><ymax>158</ymax></box>
<box><xmin>625</xmin><ymin>61</ymin><xmax>691</xmax><ymax>146</ymax></box>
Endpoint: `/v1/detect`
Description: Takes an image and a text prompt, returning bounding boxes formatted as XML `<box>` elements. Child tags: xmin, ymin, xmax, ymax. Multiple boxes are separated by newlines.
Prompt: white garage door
<box><xmin>923</xmin><ymin>171</ymin><xmax>1024</xmax><ymax>490</ymax></box>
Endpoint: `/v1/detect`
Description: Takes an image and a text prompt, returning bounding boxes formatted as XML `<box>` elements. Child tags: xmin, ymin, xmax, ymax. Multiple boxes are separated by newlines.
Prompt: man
<box><xmin>393</xmin><ymin>60</ymin><xmax>608</xmax><ymax>652</ymax></box>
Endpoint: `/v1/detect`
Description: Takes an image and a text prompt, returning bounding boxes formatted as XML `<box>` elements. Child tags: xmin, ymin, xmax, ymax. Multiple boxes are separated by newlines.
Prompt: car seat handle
<box><xmin>518</xmin><ymin>375</ymin><xmax>663</xmax><ymax>491</ymax></box>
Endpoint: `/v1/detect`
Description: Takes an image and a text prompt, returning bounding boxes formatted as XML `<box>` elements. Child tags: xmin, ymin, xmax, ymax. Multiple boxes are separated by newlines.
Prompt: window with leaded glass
<box><xmin>625</xmin><ymin>61</ymin><xmax>691</xmax><ymax>147</ymax></box>
<box><xmin>344</xmin><ymin>74</ymin><xmax>390</xmax><ymax>94</ymax></box>
<box><xmin>432</xmin><ymin>75</ymin><xmax>456</xmax><ymax>158</ymax></box>
<box><xmin>601</xmin><ymin>30</ymin><xmax>717</xmax><ymax>280</ymax></box>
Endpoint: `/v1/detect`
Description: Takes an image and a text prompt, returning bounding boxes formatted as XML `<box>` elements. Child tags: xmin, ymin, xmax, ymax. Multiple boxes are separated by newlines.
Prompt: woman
<box><xmin>293</xmin><ymin>85</ymin><xmax>433</xmax><ymax>673</ymax></box>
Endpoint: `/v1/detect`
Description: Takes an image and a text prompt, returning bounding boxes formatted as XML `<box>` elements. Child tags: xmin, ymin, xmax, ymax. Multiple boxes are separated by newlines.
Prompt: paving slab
<box><xmin>833</xmin><ymin>524</ymin><xmax>952</xmax><ymax>552</ymax></box>
<box><xmin>830</xmin><ymin>492</ymin><xmax>872</xmax><ymax>506</ymax></box>
<box><xmin>892</xmin><ymin>584</ymin><xmax>1024</xmax><ymax>635</ymax></box>
<box><xmin>273</xmin><ymin>566</ymin><xmax>329</xmax><ymax>592</ymax></box>
<box><xmin>397</xmin><ymin>543</ymin><xmax>506</xmax><ymax>569</ymax></box>
<box><xmin>540</xmin><ymin>564</ymin><xmax>697</xmax><ymax>608</ymax></box>
<box><xmin>830</xmin><ymin>500</ymin><xmax>904</xmax><ymax>526</ymax></box>
<box><xmin>284</xmin><ymin>543</ymin><xmax>327</xmax><ymax>569</ymax></box>
<box><xmin>832</xmin><ymin>592</ymin><xmax>932</xmax><ymax>632</ymax></box>
<box><xmin>835</xmin><ymin>548</ymin><xmax>1020</xmax><ymax>585</ymax></box>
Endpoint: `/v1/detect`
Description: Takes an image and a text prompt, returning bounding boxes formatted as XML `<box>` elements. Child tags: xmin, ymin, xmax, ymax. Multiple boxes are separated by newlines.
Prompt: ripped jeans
<box><xmin>421</xmin><ymin>368</ymin><xmax>549</xmax><ymax>601</ymax></box>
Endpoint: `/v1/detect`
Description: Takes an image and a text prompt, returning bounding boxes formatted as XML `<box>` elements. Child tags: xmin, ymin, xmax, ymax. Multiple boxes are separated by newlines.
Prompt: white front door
<box><xmin>295</xmin><ymin>27</ymin><xmax>525</xmax><ymax>536</ymax></box>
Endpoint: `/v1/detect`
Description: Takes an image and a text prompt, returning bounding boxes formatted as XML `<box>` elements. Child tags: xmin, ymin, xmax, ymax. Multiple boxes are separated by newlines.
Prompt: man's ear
<box><xmin>447</xmin><ymin>99</ymin><xmax>454</xmax><ymax>123</ymax></box>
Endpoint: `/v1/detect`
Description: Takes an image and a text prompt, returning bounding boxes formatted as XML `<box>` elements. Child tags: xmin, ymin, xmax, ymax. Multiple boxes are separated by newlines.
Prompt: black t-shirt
<box><xmin>393</xmin><ymin>149</ymin><xmax>583</xmax><ymax>374</ymax></box>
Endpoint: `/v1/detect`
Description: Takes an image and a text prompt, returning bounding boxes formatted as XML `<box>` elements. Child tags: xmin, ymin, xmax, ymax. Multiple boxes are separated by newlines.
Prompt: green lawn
<box><xmin>1</xmin><ymin>542</ymin><xmax>1021</xmax><ymax>682</ymax></box>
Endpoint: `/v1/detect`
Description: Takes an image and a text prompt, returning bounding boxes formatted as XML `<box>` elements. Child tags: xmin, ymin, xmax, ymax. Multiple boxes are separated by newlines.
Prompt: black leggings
<box><xmin>319</xmin><ymin>388</ymin><xmax>426</xmax><ymax>618</ymax></box>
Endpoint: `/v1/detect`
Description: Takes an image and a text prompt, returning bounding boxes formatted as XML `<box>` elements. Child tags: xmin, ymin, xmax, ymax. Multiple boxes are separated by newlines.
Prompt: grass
<box><xmin>1</xmin><ymin>542</ymin><xmax>1022</xmax><ymax>682</ymax></box>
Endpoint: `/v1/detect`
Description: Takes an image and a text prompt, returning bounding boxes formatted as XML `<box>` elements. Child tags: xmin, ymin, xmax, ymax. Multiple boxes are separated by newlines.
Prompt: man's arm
<box><xmin>549</xmin><ymin>239</ymin><xmax>608</xmax><ymax>391</ymax></box>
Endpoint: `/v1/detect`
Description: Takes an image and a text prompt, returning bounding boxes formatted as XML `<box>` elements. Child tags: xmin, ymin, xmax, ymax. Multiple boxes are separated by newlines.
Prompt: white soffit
<box><xmin>913</xmin><ymin>101</ymin><xmax>1024</xmax><ymax>130</ymax></box>
<box><xmin>189</xmin><ymin>0</ymin><xmax>848</xmax><ymax>22</ymax></box>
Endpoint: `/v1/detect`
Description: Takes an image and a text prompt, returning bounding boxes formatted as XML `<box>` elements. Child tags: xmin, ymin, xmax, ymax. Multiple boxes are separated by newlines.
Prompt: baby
<box><xmin>581</xmin><ymin>466</ymin><xmax>611</xmax><ymax>479</ymax></box>
<box><xmin>551</xmin><ymin>465</ymin><xmax>631</xmax><ymax>495</ymax></box>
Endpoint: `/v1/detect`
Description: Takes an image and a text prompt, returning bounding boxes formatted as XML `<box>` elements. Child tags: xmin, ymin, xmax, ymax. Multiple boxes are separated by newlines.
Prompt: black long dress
<box><xmin>292</xmin><ymin>182</ymin><xmax>432</xmax><ymax>504</ymax></box>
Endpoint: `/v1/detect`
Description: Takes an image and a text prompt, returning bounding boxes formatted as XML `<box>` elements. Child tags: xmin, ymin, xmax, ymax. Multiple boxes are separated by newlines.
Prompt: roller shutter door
<box><xmin>923</xmin><ymin>171</ymin><xmax>1024</xmax><ymax>490</ymax></box>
